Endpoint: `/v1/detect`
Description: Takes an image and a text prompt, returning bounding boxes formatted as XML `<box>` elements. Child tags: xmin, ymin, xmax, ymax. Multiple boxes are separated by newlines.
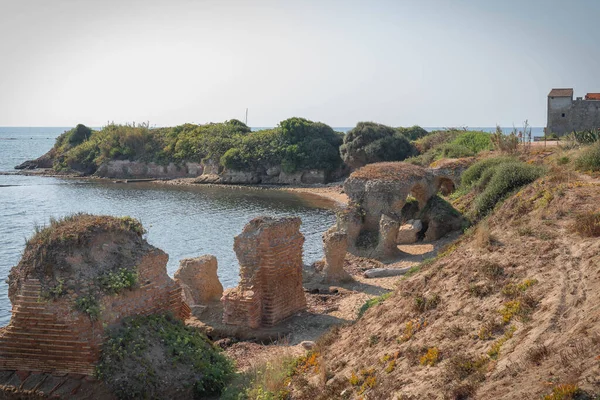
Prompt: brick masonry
<box><xmin>222</xmin><ymin>217</ymin><xmax>307</xmax><ymax>328</ymax></box>
<box><xmin>0</xmin><ymin>249</ymin><xmax>190</xmax><ymax>376</ymax></box>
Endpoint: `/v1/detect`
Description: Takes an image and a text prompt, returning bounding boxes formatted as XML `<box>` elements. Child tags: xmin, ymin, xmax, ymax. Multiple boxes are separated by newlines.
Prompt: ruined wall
<box><xmin>222</xmin><ymin>217</ymin><xmax>306</xmax><ymax>328</ymax></box>
<box><xmin>0</xmin><ymin>216</ymin><xmax>190</xmax><ymax>376</ymax></box>
<box><xmin>547</xmin><ymin>96</ymin><xmax>600</xmax><ymax>135</ymax></box>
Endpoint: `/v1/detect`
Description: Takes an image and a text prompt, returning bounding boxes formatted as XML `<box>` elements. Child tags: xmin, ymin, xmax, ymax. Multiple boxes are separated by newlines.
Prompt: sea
<box><xmin>0</xmin><ymin>125</ymin><xmax>545</xmax><ymax>326</ymax></box>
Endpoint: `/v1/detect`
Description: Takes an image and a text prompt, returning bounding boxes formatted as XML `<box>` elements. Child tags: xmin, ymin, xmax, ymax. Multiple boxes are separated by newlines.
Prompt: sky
<box><xmin>0</xmin><ymin>0</ymin><xmax>599</xmax><ymax>128</ymax></box>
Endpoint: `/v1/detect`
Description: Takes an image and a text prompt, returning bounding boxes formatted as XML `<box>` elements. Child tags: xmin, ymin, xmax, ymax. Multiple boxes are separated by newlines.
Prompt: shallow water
<box><xmin>0</xmin><ymin>128</ymin><xmax>336</xmax><ymax>326</ymax></box>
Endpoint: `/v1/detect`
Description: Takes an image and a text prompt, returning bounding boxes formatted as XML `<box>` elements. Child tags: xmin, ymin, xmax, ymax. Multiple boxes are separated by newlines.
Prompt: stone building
<box><xmin>547</xmin><ymin>88</ymin><xmax>600</xmax><ymax>135</ymax></box>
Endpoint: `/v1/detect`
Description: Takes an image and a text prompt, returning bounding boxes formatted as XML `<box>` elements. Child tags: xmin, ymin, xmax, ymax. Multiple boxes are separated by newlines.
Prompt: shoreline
<box><xmin>1</xmin><ymin>169</ymin><xmax>349</xmax><ymax>209</ymax></box>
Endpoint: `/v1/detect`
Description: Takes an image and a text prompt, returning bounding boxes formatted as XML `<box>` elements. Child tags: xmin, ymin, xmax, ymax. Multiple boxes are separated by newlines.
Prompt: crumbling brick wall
<box><xmin>222</xmin><ymin>217</ymin><xmax>307</xmax><ymax>328</ymax></box>
<box><xmin>0</xmin><ymin>217</ymin><xmax>190</xmax><ymax>376</ymax></box>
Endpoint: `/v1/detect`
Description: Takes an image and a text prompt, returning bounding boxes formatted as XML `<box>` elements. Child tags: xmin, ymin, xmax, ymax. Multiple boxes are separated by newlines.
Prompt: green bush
<box><xmin>460</xmin><ymin>157</ymin><xmax>517</xmax><ymax>188</ymax></box>
<box><xmin>74</xmin><ymin>294</ymin><xmax>101</xmax><ymax>320</ymax></box>
<box><xmin>341</xmin><ymin>122</ymin><xmax>416</xmax><ymax>168</ymax></box>
<box><xmin>473</xmin><ymin>162</ymin><xmax>545</xmax><ymax>217</ymax></box>
<box><xmin>437</xmin><ymin>143</ymin><xmax>475</xmax><ymax>159</ymax></box>
<box><xmin>396</xmin><ymin>125</ymin><xmax>429</xmax><ymax>141</ymax></box>
<box><xmin>575</xmin><ymin>141</ymin><xmax>600</xmax><ymax>171</ymax></box>
<box><xmin>451</xmin><ymin>131</ymin><xmax>492</xmax><ymax>153</ymax></box>
<box><xmin>98</xmin><ymin>268</ymin><xmax>138</xmax><ymax>294</ymax></box>
<box><xmin>96</xmin><ymin>313</ymin><xmax>234</xmax><ymax>399</ymax></box>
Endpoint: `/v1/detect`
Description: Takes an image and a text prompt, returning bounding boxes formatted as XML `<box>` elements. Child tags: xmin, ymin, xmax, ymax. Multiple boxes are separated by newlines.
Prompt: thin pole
<box><xmin>245</xmin><ymin>108</ymin><xmax>248</xmax><ymax>125</ymax></box>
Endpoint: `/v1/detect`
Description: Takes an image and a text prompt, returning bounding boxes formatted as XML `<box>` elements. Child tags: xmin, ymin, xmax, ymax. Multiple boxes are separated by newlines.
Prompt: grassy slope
<box><xmin>289</xmin><ymin>167</ymin><xmax>600</xmax><ymax>399</ymax></box>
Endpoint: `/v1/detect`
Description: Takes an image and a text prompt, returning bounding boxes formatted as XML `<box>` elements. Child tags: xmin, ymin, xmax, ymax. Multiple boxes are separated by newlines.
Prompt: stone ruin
<box><xmin>0</xmin><ymin>215</ymin><xmax>190</xmax><ymax>376</ymax></box>
<box><xmin>333</xmin><ymin>162</ymin><xmax>464</xmax><ymax>260</ymax></box>
<box><xmin>321</xmin><ymin>227</ymin><xmax>352</xmax><ymax>283</ymax></box>
<box><xmin>222</xmin><ymin>217</ymin><xmax>307</xmax><ymax>328</ymax></box>
<box><xmin>175</xmin><ymin>255</ymin><xmax>223</xmax><ymax>306</ymax></box>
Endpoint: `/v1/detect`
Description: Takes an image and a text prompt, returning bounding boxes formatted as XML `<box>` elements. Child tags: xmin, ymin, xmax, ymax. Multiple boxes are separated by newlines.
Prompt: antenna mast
<box><xmin>245</xmin><ymin>108</ymin><xmax>248</xmax><ymax>125</ymax></box>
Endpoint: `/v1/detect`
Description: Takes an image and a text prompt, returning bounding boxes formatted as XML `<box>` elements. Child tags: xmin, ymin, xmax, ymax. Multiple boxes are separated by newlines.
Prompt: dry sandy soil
<box><xmin>286</xmin><ymin>172</ymin><xmax>600</xmax><ymax>399</ymax></box>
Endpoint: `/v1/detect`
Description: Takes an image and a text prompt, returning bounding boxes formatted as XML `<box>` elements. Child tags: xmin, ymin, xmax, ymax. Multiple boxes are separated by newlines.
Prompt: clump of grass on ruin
<box><xmin>501</xmin><ymin>278</ymin><xmax>538</xmax><ymax>298</ymax></box>
<box><xmin>74</xmin><ymin>294</ymin><xmax>101</xmax><ymax>320</ymax></box>
<box><xmin>97</xmin><ymin>313</ymin><xmax>233</xmax><ymax>399</ymax></box>
<box><xmin>358</xmin><ymin>291</ymin><xmax>392</xmax><ymax>318</ymax></box>
<box><xmin>498</xmin><ymin>293</ymin><xmax>537</xmax><ymax>323</ymax></box>
<box><xmin>98</xmin><ymin>267</ymin><xmax>138</xmax><ymax>294</ymax></box>
<box><xmin>27</xmin><ymin>213</ymin><xmax>146</xmax><ymax>248</ymax></box>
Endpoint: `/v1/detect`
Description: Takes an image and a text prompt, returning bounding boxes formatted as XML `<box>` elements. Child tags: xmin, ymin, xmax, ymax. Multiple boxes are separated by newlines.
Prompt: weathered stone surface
<box><xmin>0</xmin><ymin>215</ymin><xmax>190</xmax><ymax>376</ymax></box>
<box><xmin>336</xmin><ymin>162</ymin><xmax>464</xmax><ymax>260</ymax></box>
<box><xmin>322</xmin><ymin>228</ymin><xmax>351</xmax><ymax>283</ymax></box>
<box><xmin>364</xmin><ymin>267</ymin><xmax>412</xmax><ymax>278</ymax></box>
<box><xmin>396</xmin><ymin>219</ymin><xmax>423</xmax><ymax>244</ymax></box>
<box><xmin>222</xmin><ymin>217</ymin><xmax>307</xmax><ymax>328</ymax></box>
<box><xmin>95</xmin><ymin>160</ymin><xmax>203</xmax><ymax>179</ymax></box>
<box><xmin>174</xmin><ymin>255</ymin><xmax>223</xmax><ymax>305</ymax></box>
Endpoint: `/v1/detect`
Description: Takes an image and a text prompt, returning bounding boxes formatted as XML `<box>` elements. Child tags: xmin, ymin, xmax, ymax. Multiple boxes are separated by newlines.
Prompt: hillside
<box><xmin>284</xmin><ymin>164</ymin><xmax>600</xmax><ymax>399</ymax></box>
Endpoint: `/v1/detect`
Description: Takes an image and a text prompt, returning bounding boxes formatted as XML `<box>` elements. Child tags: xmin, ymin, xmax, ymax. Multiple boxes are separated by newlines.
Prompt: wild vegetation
<box><xmin>406</xmin><ymin>129</ymin><xmax>492</xmax><ymax>166</ymax></box>
<box><xmin>96</xmin><ymin>313</ymin><xmax>234</xmax><ymax>399</ymax></box>
<box><xmin>47</xmin><ymin>118</ymin><xmax>344</xmax><ymax>175</ymax></box>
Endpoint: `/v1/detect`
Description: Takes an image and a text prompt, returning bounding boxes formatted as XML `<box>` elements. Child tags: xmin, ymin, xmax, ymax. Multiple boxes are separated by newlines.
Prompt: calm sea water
<box><xmin>0</xmin><ymin>127</ymin><xmax>337</xmax><ymax>326</ymax></box>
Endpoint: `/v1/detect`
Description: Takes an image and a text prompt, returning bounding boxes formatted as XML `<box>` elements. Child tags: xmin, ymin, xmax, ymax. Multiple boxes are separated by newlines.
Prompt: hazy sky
<box><xmin>1</xmin><ymin>0</ymin><xmax>599</xmax><ymax>127</ymax></box>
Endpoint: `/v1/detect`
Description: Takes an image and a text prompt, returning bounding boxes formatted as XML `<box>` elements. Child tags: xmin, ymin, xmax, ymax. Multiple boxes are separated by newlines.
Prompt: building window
<box><xmin>561</xmin><ymin>113</ymin><xmax>565</xmax><ymax>118</ymax></box>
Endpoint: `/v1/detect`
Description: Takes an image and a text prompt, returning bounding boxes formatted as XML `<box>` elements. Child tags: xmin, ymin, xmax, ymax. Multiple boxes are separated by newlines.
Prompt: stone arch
<box><xmin>409</xmin><ymin>182</ymin><xmax>431</xmax><ymax>210</ymax></box>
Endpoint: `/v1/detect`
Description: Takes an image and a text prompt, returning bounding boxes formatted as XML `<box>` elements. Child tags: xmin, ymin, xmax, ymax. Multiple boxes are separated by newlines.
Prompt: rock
<box><xmin>266</xmin><ymin>166</ymin><xmax>281</xmax><ymax>176</ymax></box>
<box><xmin>175</xmin><ymin>255</ymin><xmax>223</xmax><ymax>305</ymax></box>
<box><xmin>300</xmin><ymin>341</ymin><xmax>316</xmax><ymax>350</ymax></box>
<box><xmin>396</xmin><ymin>219</ymin><xmax>423</xmax><ymax>244</ymax></box>
<box><xmin>322</xmin><ymin>228</ymin><xmax>352</xmax><ymax>283</ymax></box>
<box><xmin>364</xmin><ymin>267</ymin><xmax>412</xmax><ymax>278</ymax></box>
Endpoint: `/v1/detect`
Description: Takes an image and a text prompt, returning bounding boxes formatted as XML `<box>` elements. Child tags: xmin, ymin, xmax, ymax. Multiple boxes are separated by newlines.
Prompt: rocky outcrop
<box><xmin>397</xmin><ymin>219</ymin><xmax>423</xmax><ymax>244</ymax></box>
<box><xmin>322</xmin><ymin>228</ymin><xmax>351</xmax><ymax>283</ymax></box>
<box><xmin>175</xmin><ymin>255</ymin><xmax>223</xmax><ymax>305</ymax></box>
<box><xmin>222</xmin><ymin>217</ymin><xmax>307</xmax><ymax>328</ymax></box>
<box><xmin>194</xmin><ymin>167</ymin><xmax>328</xmax><ymax>185</ymax></box>
<box><xmin>334</xmin><ymin>162</ymin><xmax>464</xmax><ymax>260</ymax></box>
<box><xmin>94</xmin><ymin>160</ymin><xmax>204</xmax><ymax>179</ymax></box>
<box><xmin>14</xmin><ymin>149</ymin><xmax>55</xmax><ymax>170</ymax></box>
<box><xmin>0</xmin><ymin>214</ymin><xmax>190</xmax><ymax>376</ymax></box>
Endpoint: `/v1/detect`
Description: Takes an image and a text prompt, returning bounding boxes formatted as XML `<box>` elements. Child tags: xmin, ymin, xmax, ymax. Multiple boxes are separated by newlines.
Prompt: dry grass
<box><xmin>350</xmin><ymin>162</ymin><xmax>427</xmax><ymax>181</ymax></box>
<box><xmin>571</xmin><ymin>211</ymin><xmax>600</xmax><ymax>237</ymax></box>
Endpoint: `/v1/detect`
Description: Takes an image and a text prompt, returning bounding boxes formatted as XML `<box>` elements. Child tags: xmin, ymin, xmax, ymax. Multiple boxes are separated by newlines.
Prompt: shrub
<box><xmin>451</xmin><ymin>131</ymin><xmax>492</xmax><ymax>153</ymax></box>
<box><xmin>340</xmin><ymin>122</ymin><xmax>416</xmax><ymax>169</ymax></box>
<box><xmin>543</xmin><ymin>384</ymin><xmax>583</xmax><ymax>400</ymax></box>
<box><xmin>473</xmin><ymin>162</ymin><xmax>545</xmax><ymax>218</ymax></box>
<box><xmin>575</xmin><ymin>141</ymin><xmax>600</xmax><ymax>172</ymax></box>
<box><xmin>413</xmin><ymin>293</ymin><xmax>440</xmax><ymax>313</ymax></box>
<box><xmin>396</xmin><ymin>125</ymin><xmax>429</xmax><ymax>141</ymax></box>
<box><xmin>487</xmin><ymin>326</ymin><xmax>516</xmax><ymax>359</ymax></box>
<box><xmin>460</xmin><ymin>156</ymin><xmax>517</xmax><ymax>189</ymax></box>
<box><xmin>436</xmin><ymin>143</ymin><xmax>474</xmax><ymax>159</ymax></box>
<box><xmin>420</xmin><ymin>347</ymin><xmax>440</xmax><ymax>366</ymax></box>
<box><xmin>96</xmin><ymin>313</ymin><xmax>233</xmax><ymax>399</ymax></box>
<box><xmin>75</xmin><ymin>294</ymin><xmax>101</xmax><ymax>320</ymax></box>
<box><xmin>98</xmin><ymin>268</ymin><xmax>138</xmax><ymax>294</ymax></box>
<box><xmin>572</xmin><ymin>211</ymin><xmax>600</xmax><ymax>237</ymax></box>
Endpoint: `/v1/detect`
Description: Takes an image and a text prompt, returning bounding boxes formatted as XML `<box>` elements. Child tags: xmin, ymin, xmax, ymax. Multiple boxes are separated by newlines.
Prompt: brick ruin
<box><xmin>0</xmin><ymin>215</ymin><xmax>189</xmax><ymax>376</ymax></box>
<box><xmin>322</xmin><ymin>227</ymin><xmax>351</xmax><ymax>283</ymax></box>
<box><xmin>222</xmin><ymin>217</ymin><xmax>307</xmax><ymax>328</ymax></box>
<box><xmin>175</xmin><ymin>255</ymin><xmax>223</xmax><ymax>306</ymax></box>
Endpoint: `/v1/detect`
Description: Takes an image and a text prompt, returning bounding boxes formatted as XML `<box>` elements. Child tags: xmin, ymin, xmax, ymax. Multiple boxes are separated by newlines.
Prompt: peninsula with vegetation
<box><xmin>2</xmin><ymin>120</ymin><xmax>600</xmax><ymax>399</ymax></box>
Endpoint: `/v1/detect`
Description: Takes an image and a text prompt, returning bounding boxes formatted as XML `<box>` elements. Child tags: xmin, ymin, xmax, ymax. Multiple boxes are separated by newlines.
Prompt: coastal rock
<box><xmin>174</xmin><ymin>255</ymin><xmax>223</xmax><ymax>305</ymax></box>
<box><xmin>266</xmin><ymin>166</ymin><xmax>281</xmax><ymax>176</ymax></box>
<box><xmin>396</xmin><ymin>219</ymin><xmax>423</xmax><ymax>244</ymax></box>
<box><xmin>95</xmin><ymin>160</ymin><xmax>204</xmax><ymax>179</ymax></box>
<box><xmin>337</xmin><ymin>162</ymin><xmax>464</xmax><ymax>260</ymax></box>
